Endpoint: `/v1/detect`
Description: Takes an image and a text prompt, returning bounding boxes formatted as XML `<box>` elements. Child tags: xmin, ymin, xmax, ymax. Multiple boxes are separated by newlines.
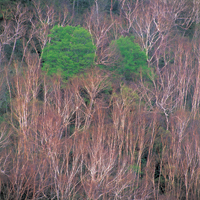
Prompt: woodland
<box><xmin>0</xmin><ymin>0</ymin><xmax>200</xmax><ymax>199</ymax></box>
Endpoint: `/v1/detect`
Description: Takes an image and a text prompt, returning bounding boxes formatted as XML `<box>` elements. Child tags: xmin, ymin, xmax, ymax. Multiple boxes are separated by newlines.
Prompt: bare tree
<box><xmin>121</xmin><ymin>0</ymin><xmax>196</xmax><ymax>64</ymax></box>
<box><xmin>0</xmin><ymin>3</ymin><xmax>28</xmax><ymax>66</ymax></box>
<box><xmin>85</xmin><ymin>3</ymin><xmax>116</xmax><ymax>65</ymax></box>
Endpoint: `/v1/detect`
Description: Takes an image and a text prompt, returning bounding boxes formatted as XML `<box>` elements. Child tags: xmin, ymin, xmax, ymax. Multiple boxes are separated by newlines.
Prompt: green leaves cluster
<box><xmin>111</xmin><ymin>36</ymin><xmax>148</xmax><ymax>80</ymax></box>
<box><xmin>42</xmin><ymin>25</ymin><xmax>96</xmax><ymax>79</ymax></box>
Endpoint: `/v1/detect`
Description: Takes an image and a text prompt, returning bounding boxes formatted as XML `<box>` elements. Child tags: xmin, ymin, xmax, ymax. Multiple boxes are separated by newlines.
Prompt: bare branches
<box><xmin>121</xmin><ymin>0</ymin><xmax>196</xmax><ymax>64</ymax></box>
<box><xmin>85</xmin><ymin>4</ymin><xmax>115</xmax><ymax>65</ymax></box>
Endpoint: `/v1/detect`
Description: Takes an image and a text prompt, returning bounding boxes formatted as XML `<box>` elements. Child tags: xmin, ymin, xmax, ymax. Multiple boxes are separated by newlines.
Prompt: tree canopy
<box><xmin>42</xmin><ymin>25</ymin><xmax>96</xmax><ymax>79</ymax></box>
<box><xmin>110</xmin><ymin>36</ymin><xmax>148</xmax><ymax>80</ymax></box>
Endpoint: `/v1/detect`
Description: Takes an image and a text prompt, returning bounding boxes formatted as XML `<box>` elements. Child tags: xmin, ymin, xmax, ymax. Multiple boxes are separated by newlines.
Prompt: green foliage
<box><xmin>42</xmin><ymin>25</ymin><xmax>96</xmax><ymax>79</ymax></box>
<box><xmin>111</xmin><ymin>36</ymin><xmax>148</xmax><ymax>80</ymax></box>
<box><xmin>112</xmin><ymin>84</ymin><xmax>139</xmax><ymax>107</ymax></box>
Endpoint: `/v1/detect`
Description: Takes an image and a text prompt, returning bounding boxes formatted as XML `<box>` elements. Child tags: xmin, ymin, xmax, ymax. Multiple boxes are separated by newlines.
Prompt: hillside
<box><xmin>0</xmin><ymin>0</ymin><xmax>200</xmax><ymax>199</ymax></box>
